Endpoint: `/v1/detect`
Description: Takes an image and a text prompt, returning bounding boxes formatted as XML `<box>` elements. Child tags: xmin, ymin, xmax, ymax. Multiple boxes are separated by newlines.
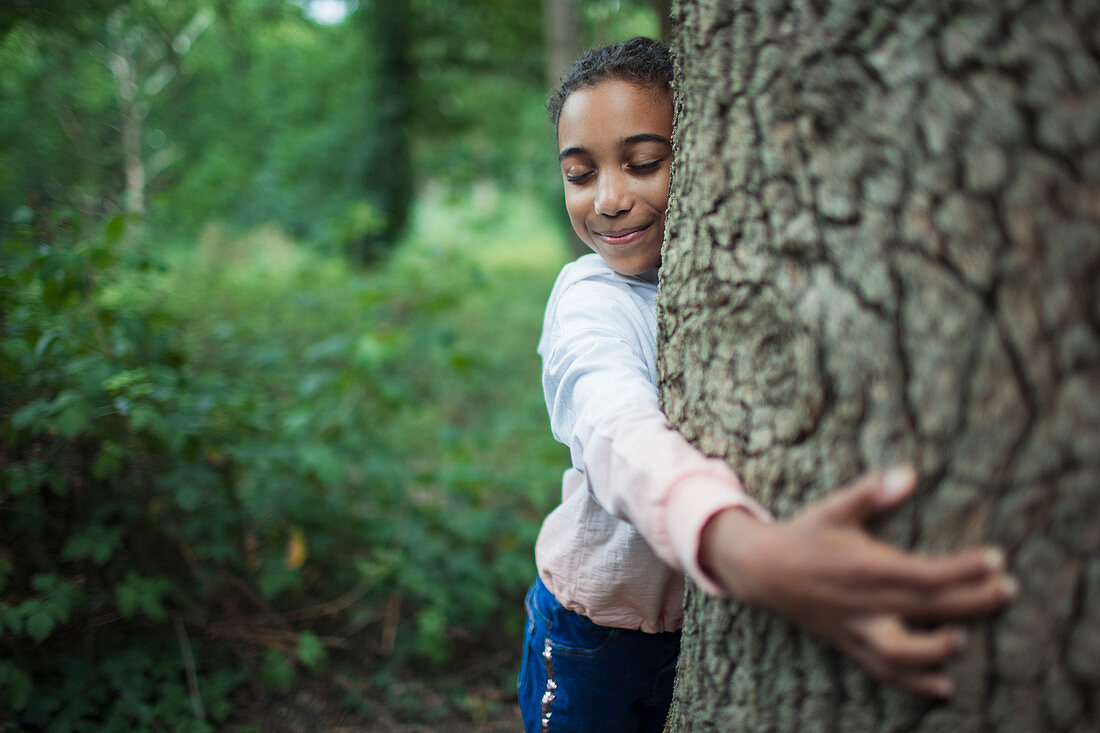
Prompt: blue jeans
<box><xmin>517</xmin><ymin>577</ymin><xmax>681</xmax><ymax>733</ymax></box>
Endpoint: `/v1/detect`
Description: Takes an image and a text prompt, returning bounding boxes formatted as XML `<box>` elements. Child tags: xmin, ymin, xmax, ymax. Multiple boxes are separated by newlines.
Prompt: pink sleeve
<box><xmin>582</xmin><ymin>404</ymin><xmax>773</xmax><ymax>596</ymax></box>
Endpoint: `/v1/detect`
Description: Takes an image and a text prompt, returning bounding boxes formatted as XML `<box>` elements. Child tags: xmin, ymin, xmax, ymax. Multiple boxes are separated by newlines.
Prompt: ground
<box><xmin>222</xmin><ymin>676</ymin><xmax>524</xmax><ymax>732</ymax></box>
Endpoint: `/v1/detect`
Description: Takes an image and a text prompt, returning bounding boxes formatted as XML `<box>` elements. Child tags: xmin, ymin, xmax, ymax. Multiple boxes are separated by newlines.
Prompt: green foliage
<box><xmin>0</xmin><ymin>0</ymin><xmax>662</xmax><ymax>724</ymax></box>
<box><xmin>0</xmin><ymin>0</ymin><xmax>128</xmax><ymax>37</ymax></box>
<box><xmin>1</xmin><ymin>210</ymin><xmax>247</xmax><ymax>727</ymax></box>
<box><xmin>161</xmin><ymin>187</ymin><xmax>566</xmax><ymax>662</ymax></box>
<box><xmin>1</xmin><ymin>0</ymin><xmax>663</xmax><ymax>256</ymax></box>
<box><xmin>1</xmin><ymin>188</ymin><xmax>566</xmax><ymax>726</ymax></box>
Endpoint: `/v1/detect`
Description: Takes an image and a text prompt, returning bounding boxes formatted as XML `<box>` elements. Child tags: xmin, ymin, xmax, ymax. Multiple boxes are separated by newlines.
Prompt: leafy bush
<box><xmin>1</xmin><ymin>190</ymin><xmax>565</xmax><ymax>727</ymax></box>
<box><xmin>1</xmin><ymin>210</ymin><xmax>250</xmax><ymax>729</ymax></box>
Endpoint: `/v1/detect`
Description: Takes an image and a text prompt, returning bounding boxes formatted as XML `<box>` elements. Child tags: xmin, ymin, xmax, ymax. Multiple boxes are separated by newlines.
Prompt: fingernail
<box><xmin>882</xmin><ymin>466</ymin><xmax>916</xmax><ymax>498</ymax></box>
<box><xmin>954</xmin><ymin>629</ymin><xmax>968</xmax><ymax>649</ymax></box>
<box><xmin>984</xmin><ymin>547</ymin><xmax>1006</xmax><ymax>571</ymax></box>
<box><xmin>935</xmin><ymin>679</ymin><xmax>955</xmax><ymax>698</ymax></box>
<box><xmin>1001</xmin><ymin>576</ymin><xmax>1020</xmax><ymax>600</ymax></box>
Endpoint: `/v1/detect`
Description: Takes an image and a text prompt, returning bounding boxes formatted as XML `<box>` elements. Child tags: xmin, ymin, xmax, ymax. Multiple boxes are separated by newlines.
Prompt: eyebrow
<box><xmin>558</xmin><ymin>133</ymin><xmax>672</xmax><ymax>161</ymax></box>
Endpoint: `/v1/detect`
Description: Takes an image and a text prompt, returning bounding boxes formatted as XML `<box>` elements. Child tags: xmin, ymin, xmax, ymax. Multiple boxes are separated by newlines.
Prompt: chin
<box><xmin>609</xmin><ymin>259</ymin><xmax>657</xmax><ymax>277</ymax></box>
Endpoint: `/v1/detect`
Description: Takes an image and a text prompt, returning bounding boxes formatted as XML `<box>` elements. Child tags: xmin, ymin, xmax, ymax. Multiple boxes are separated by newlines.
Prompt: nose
<box><xmin>594</xmin><ymin>171</ymin><xmax>632</xmax><ymax>216</ymax></box>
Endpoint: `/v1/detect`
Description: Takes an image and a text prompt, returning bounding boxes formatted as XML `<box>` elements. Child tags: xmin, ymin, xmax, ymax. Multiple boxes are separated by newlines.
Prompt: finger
<box><xmin>888</xmin><ymin>669</ymin><xmax>956</xmax><ymax>698</ymax></box>
<box><xmin>815</xmin><ymin>466</ymin><xmax>917</xmax><ymax>525</ymax></box>
<box><xmin>845</xmin><ymin>617</ymin><xmax>960</xmax><ymax>698</ymax></box>
<box><xmin>851</xmin><ymin>616</ymin><xmax>966</xmax><ymax>669</ymax></box>
<box><xmin>852</xmin><ymin>545</ymin><xmax>1008</xmax><ymax>591</ymax></box>
<box><xmin>858</xmin><ymin>573</ymin><xmax>1018</xmax><ymax>619</ymax></box>
<box><xmin>907</xmin><ymin>573</ymin><xmax>1019</xmax><ymax>620</ymax></box>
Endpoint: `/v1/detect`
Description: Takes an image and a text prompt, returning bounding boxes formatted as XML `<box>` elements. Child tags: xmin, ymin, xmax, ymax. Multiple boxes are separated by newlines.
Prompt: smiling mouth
<box><xmin>594</xmin><ymin>223</ymin><xmax>651</xmax><ymax>244</ymax></box>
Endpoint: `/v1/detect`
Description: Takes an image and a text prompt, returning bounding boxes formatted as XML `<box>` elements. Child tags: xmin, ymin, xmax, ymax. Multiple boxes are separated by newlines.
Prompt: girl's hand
<box><xmin>699</xmin><ymin>467</ymin><xmax>1017</xmax><ymax>698</ymax></box>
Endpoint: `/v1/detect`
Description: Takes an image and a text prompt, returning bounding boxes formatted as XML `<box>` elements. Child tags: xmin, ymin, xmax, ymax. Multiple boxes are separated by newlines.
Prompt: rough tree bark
<box><xmin>657</xmin><ymin>1</ymin><xmax>1100</xmax><ymax>731</ymax></box>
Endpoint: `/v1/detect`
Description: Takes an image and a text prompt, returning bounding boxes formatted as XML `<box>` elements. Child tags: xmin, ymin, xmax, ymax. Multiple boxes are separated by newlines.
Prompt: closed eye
<box><xmin>628</xmin><ymin>160</ymin><xmax>662</xmax><ymax>172</ymax></box>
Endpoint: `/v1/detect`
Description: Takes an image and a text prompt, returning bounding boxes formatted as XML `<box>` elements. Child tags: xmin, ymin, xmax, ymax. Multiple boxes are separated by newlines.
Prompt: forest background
<box><xmin>0</xmin><ymin>0</ymin><xmax>668</xmax><ymax>729</ymax></box>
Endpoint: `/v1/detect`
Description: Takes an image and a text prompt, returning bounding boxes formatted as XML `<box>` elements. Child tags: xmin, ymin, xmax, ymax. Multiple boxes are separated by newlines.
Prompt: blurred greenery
<box><xmin>0</xmin><ymin>0</ymin><xmax>665</xmax><ymax>728</ymax></box>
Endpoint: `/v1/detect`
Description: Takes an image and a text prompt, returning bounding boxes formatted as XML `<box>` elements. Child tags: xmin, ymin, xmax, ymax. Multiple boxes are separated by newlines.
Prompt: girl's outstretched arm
<box><xmin>699</xmin><ymin>467</ymin><xmax>1017</xmax><ymax>698</ymax></box>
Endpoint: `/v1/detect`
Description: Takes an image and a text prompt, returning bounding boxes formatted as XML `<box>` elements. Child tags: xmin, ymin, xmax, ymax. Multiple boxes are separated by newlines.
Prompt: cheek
<box><xmin>563</xmin><ymin>190</ymin><xmax>590</xmax><ymax>229</ymax></box>
<box><xmin>653</xmin><ymin>172</ymin><xmax>671</xmax><ymax>211</ymax></box>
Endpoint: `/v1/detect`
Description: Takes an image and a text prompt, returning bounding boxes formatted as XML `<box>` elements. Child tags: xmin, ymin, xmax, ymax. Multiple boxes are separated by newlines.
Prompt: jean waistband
<box><xmin>527</xmin><ymin>575</ymin><xmax>563</xmax><ymax>630</ymax></box>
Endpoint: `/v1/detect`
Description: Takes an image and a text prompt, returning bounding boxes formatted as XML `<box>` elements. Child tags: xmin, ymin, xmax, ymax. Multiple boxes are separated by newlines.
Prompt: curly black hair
<box><xmin>547</xmin><ymin>36</ymin><xmax>672</xmax><ymax>128</ymax></box>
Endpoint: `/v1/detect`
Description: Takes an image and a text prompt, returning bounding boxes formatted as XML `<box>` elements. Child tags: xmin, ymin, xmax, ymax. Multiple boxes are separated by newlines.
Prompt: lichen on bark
<box><xmin>658</xmin><ymin>1</ymin><xmax>1100</xmax><ymax>730</ymax></box>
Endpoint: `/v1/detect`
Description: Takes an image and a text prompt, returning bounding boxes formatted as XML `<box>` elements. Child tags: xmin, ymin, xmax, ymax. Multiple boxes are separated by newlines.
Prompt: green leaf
<box><xmin>104</xmin><ymin>214</ymin><xmax>126</xmax><ymax>244</ymax></box>
<box><xmin>103</xmin><ymin>368</ymin><xmax>152</xmax><ymax>396</ymax></box>
<box><xmin>25</xmin><ymin>604</ymin><xmax>55</xmax><ymax>642</ymax></box>
<box><xmin>54</xmin><ymin>398</ymin><xmax>93</xmax><ymax>439</ymax></box>
<box><xmin>33</xmin><ymin>331</ymin><xmax>60</xmax><ymax>362</ymax></box>
<box><xmin>354</xmin><ymin>333</ymin><xmax>390</xmax><ymax>371</ymax></box>
<box><xmin>7</xmin><ymin>667</ymin><xmax>31</xmax><ymax>711</ymax></box>
<box><xmin>4</xmin><ymin>466</ymin><xmax>30</xmax><ymax>496</ymax></box>
<box><xmin>280</xmin><ymin>409</ymin><xmax>312</xmax><ymax>436</ymax></box>
<box><xmin>61</xmin><ymin>524</ymin><xmax>125</xmax><ymax>565</ymax></box>
<box><xmin>415</xmin><ymin>607</ymin><xmax>448</xmax><ymax>663</ymax></box>
<box><xmin>92</xmin><ymin>442</ymin><xmax>124</xmax><ymax>478</ymax></box>
<box><xmin>10</xmin><ymin>400</ymin><xmax>49</xmax><ymax>432</ymax></box>
<box><xmin>129</xmin><ymin>404</ymin><xmax>163</xmax><ymax>435</ymax></box>
<box><xmin>298</xmin><ymin>370</ymin><xmax>332</xmax><ymax>398</ymax></box>
<box><xmin>260</xmin><ymin>649</ymin><xmax>295</xmax><ymax>692</ymax></box>
<box><xmin>0</xmin><ymin>662</ymin><xmax>32</xmax><ymax>711</ymax></box>
<box><xmin>295</xmin><ymin>631</ymin><xmax>326</xmax><ymax>670</ymax></box>
<box><xmin>257</xmin><ymin>564</ymin><xmax>300</xmax><ymax>599</ymax></box>
<box><xmin>114</xmin><ymin>572</ymin><xmax>171</xmax><ymax>621</ymax></box>
<box><xmin>301</xmin><ymin>443</ymin><xmax>343</xmax><ymax>486</ymax></box>
<box><xmin>304</xmin><ymin>334</ymin><xmax>349</xmax><ymax>363</ymax></box>
<box><xmin>0</xmin><ymin>604</ymin><xmax>25</xmax><ymax>635</ymax></box>
<box><xmin>175</xmin><ymin>482</ymin><xmax>204</xmax><ymax>512</ymax></box>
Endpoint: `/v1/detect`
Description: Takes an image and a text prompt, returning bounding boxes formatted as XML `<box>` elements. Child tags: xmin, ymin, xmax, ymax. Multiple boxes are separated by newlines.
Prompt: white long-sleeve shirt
<box><xmin>534</xmin><ymin>254</ymin><xmax>771</xmax><ymax>633</ymax></box>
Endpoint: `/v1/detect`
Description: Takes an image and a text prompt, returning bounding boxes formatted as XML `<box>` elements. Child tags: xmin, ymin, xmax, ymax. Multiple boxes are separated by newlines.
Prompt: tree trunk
<box><xmin>542</xmin><ymin>0</ymin><xmax>590</xmax><ymax>259</ymax></box>
<box><xmin>107</xmin><ymin>25</ymin><xmax>146</xmax><ymax>217</ymax></box>
<box><xmin>658</xmin><ymin>1</ymin><xmax>1100</xmax><ymax>731</ymax></box>
<box><xmin>105</xmin><ymin>6</ymin><xmax>208</xmax><ymax>222</ymax></box>
<box><xmin>543</xmin><ymin>0</ymin><xmax>581</xmax><ymax>91</ymax></box>
<box><xmin>350</xmin><ymin>0</ymin><xmax>415</xmax><ymax>265</ymax></box>
<box><xmin>654</xmin><ymin>0</ymin><xmax>673</xmax><ymax>41</ymax></box>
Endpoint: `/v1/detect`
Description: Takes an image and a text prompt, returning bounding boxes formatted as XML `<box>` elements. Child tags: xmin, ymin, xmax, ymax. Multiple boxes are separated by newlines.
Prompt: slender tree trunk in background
<box><xmin>107</xmin><ymin>25</ymin><xmax>146</xmax><ymax>217</ymax></box>
<box><xmin>104</xmin><ymin>8</ymin><xmax>208</xmax><ymax>223</ymax></box>
<box><xmin>543</xmin><ymin>0</ymin><xmax>581</xmax><ymax>91</ymax></box>
<box><xmin>654</xmin><ymin>0</ymin><xmax>672</xmax><ymax>41</ymax></box>
<box><xmin>351</xmin><ymin>0</ymin><xmax>414</xmax><ymax>265</ymax></box>
<box><xmin>542</xmin><ymin>0</ymin><xmax>589</xmax><ymax>259</ymax></box>
<box><xmin>659</xmin><ymin>0</ymin><xmax>1100</xmax><ymax>730</ymax></box>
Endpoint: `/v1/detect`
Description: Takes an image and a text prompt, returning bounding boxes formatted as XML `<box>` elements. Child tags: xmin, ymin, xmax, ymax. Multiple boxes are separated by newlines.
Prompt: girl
<box><xmin>519</xmin><ymin>37</ymin><xmax>1015</xmax><ymax>733</ymax></box>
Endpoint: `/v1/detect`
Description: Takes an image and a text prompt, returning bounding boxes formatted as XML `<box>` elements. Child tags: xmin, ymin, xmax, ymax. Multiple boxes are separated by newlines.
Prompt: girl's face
<box><xmin>557</xmin><ymin>80</ymin><xmax>673</xmax><ymax>276</ymax></box>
